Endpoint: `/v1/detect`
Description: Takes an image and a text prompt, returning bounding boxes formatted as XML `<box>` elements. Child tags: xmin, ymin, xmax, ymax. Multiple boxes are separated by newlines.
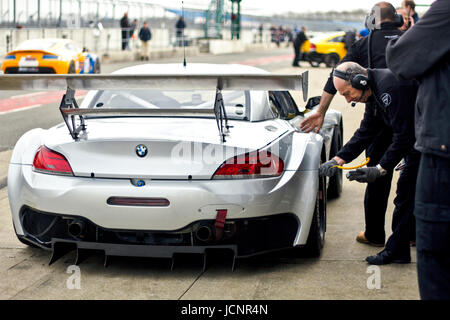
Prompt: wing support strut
<box><xmin>59</xmin><ymin>87</ymin><xmax>86</xmax><ymax>140</ymax></box>
<box><xmin>214</xmin><ymin>78</ymin><xmax>232</xmax><ymax>143</ymax></box>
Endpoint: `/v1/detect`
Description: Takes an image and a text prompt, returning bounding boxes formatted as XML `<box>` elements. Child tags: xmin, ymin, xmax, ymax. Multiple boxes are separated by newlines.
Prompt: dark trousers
<box><xmin>384</xmin><ymin>150</ymin><xmax>420</xmax><ymax>257</ymax></box>
<box><xmin>364</xmin><ymin>126</ymin><xmax>393</xmax><ymax>244</ymax></box>
<box><xmin>293</xmin><ymin>45</ymin><xmax>300</xmax><ymax>66</ymax></box>
<box><xmin>415</xmin><ymin>153</ymin><xmax>450</xmax><ymax>300</ymax></box>
<box><xmin>121</xmin><ymin>30</ymin><xmax>128</xmax><ymax>50</ymax></box>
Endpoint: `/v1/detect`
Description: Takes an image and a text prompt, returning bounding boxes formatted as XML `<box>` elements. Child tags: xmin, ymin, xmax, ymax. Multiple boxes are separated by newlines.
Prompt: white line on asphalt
<box><xmin>10</xmin><ymin>92</ymin><xmax>47</xmax><ymax>99</ymax></box>
<box><xmin>0</xmin><ymin>104</ymin><xmax>43</xmax><ymax>116</ymax></box>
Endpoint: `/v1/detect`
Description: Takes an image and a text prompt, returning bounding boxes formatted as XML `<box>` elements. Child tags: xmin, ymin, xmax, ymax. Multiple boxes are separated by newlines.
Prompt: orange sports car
<box><xmin>1</xmin><ymin>38</ymin><xmax>100</xmax><ymax>74</ymax></box>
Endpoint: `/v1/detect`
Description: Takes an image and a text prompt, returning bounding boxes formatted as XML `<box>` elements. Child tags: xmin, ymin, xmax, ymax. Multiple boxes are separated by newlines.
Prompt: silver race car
<box><xmin>4</xmin><ymin>63</ymin><xmax>343</xmax><ymax>268</ymax></box>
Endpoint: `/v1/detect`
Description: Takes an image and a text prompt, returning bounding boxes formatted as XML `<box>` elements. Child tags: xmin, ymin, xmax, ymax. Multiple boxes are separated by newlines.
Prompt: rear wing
<box><xmin>0</xmin><ymin>73</ymin><xmax>308</xmax><ymax>142</ymax></box>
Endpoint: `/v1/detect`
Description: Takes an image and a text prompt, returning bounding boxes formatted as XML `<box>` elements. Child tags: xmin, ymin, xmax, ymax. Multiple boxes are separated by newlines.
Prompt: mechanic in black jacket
<box><xmin>386</xmin><ymin>0</ymin><xmax>450</xmax><ymax>299</ymax></box>
<box><xmin>320</xmin><ymin>61</ymin><xmax>419</xmax><ymax>265</ymax></box>
<box><xmin>301</xmin><ymin>2</ymin><xmax>404</xmax><ymax>247</ymax></box>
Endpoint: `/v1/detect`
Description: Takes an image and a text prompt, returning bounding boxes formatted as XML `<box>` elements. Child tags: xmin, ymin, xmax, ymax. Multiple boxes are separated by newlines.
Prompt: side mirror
<box><xmin>305</xmin><ymin>96</ymin><xmax>321</xmax><ymax>110</ymax></box>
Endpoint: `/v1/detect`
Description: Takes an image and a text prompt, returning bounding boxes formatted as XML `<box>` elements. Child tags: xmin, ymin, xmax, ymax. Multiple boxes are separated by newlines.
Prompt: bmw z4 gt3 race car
<box><xmin>4</xmin><ymin>63</ymin><xmax>343</xmax><ymax>268</ymax></box>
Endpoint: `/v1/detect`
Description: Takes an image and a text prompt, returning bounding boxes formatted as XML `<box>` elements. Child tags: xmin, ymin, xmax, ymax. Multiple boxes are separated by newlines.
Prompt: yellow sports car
<box><xmin>306</xmin><ymin>32</ymin><xmax>348</xmax><ymax>68</ymax></box>
<box><xmin>1</xmin><ymin>38</ymin><xmax>100</xmax><ymax>74</ymax></box>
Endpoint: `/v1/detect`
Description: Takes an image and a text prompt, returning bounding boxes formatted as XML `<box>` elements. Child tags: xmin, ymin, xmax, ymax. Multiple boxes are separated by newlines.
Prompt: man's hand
<box><xmin>300</xmin><ymin>91</ymin><xmax>334</xmax><ymax>133</ymax></box>
<box><xmin>319</xmin><ymin>159</ymin><xmax>338</xmax><ymax>177</ymax></box>
<box><xmin>300</xmin><ymin>112</ymin><xmax>325</xmax><ymax>133</ymax></box>
<box><xmin>346</xmin><ymin>167</ymin><xmax>381</xmax><ymax>183</ymax></box>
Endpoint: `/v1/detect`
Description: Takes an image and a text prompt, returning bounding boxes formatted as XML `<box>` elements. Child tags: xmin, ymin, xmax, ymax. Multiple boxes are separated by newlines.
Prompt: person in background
<box><xmin>344</xmin><ymin>30</ymin><xmax>357</xmax><ymax>50</ymax></box>
<box><xmin>358</xmin><ymin>28</ymin><xmax>370</xmax><ymax>38</ymax></box>
<box><xmin>138</xmin><ymin>21</ymin><xmax>152</xmax><ymax>61</ymax></box>
<box><xmin>402</xmin><ymin>0</ymin><xmax>419</xmax><ymax>23</ymax></box>
<box><xmin>292</xmin><ymin>26</ymin><xmax>307</xmax><ymax>67</ymax></box>
<box><xmin>286</xmin><ymin>27</ymin><xmax>294</xmax><ymax>48</ymax></box>
<box><xmin>120</xmin><ymin>12</ymin><xmax>130</xmax><ymax>51</ymax></box>
<box><xmin>386</xmin><ymin>0</ymin><xmax>450</xmax><ymax>300</ymax></box>
<box><xmin>258</xmin><ymin>24</ymin><xmax>264</xmax><ymax>43</ymax></box>
<box><xmin>397</xmin><ymin>7</ymin><xmax>415</xmax><ymax>31</ymax></box>
<box><xmin>175</xmin><ymin>16</ymin><xmax>186</xmax><ymax>47</ymax></box>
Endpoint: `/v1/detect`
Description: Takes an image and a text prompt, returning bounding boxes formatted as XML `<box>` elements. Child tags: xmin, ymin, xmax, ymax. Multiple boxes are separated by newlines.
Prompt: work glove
<box><xmin>319</xmin><ymin>159</ymin><xmax>338</xmax><ymax>177</ymax></box>
<box><xmin>346</xmin><ymin>167</ymin><xmax>381</xmax><ymax>183</ymax></box>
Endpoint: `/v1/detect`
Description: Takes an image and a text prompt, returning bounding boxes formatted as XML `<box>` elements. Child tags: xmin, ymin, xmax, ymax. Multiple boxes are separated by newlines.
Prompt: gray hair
<box><xmin>335</xmin><ymin>61</ymin><xmax>367</xmax><ymax>84</ymax></box>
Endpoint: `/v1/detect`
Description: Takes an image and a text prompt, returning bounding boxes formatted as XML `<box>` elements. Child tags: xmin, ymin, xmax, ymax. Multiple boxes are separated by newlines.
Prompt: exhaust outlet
<box><xmin>195</xmin><ymin>223</ymin><xmax>215</xmax><ymax>242</ymax></box>
<box><xmin>68</xmin><ymin>219</ymin><xmax>86</xmax><ymax>238</ymax></box>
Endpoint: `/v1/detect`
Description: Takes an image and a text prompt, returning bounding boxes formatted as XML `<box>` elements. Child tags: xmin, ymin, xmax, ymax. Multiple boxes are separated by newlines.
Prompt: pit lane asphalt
<box><xmin>0</xmin><ymin>48</ymin><xmax>420</xmax><ymax>299</ymax></box>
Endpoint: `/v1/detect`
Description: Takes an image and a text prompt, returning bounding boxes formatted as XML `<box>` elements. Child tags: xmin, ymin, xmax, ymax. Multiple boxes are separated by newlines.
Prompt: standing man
<box><xmin>320</xmin><ymin>61</ymin><xmax>419</xmax><ymax>265</ymax></box>
<box><xmin>300</xmin><ymin>2</ymin><xmax>404</xmax><ymax>247</ymax></box>
<box><xmin>258</xmin><ymin>24</ymin><xmax>263</xmax><ymax>43</ymax></box>
<box><xmin>386</xmin><ymin>0</ymin><xmax>450</xmax><ymax>300</ymax></box>
<box><xmin>138</xmin><ymin>22</ymin><xmax>152</xmax><ymax>61</ymax></box>
<box><xmin>175</xmin><ymin>16</ymin><xmax>186</xmax><ymax>47</ymax></box>
<box><xmin>292</xmin><ymin>26</ymin><xmax>307</xmax><ymax>67</ymax></box>
<box><xmin>120</xmin><ymin>12</ymin><xmax>130</xmax><ymax>51</ymax></box>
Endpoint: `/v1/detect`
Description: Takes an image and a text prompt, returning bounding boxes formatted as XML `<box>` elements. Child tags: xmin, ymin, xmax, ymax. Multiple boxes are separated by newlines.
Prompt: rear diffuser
<box><xmin>49</xmin><ymin>238</ymin><xmax>238</xmax><ymax>271</ymax></box>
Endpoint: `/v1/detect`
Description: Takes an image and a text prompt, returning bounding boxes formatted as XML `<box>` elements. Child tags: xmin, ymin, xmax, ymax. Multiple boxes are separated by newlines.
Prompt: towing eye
<box><xmin>332</xmin><ymin>157</ymin><xmax>371</xmax><ymax>170</ymax></box>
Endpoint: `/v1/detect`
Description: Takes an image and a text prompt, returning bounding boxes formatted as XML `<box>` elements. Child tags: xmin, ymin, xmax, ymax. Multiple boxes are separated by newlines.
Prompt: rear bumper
<box><xmin>2</xmin><ymin>60</ymin><xmax>69</xmax><ymax>74</ymax></box>
<box><xmin>4</xmin><ymin>66</ymin><xmax>56</xmax><ymax>74</ymax></box>
<box><xmin>18</xmin><ymin>207</ymin><xmax>300</xmax><ymax>258</ymax></box>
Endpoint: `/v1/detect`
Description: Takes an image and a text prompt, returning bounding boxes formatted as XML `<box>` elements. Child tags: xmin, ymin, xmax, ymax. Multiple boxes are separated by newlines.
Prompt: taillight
<box><xmin>310</xmin><ymin>43</ymin><xmax>316</xmax><ymax>50</ymax></box>
<box><xmin>212</xmin><ymin>150</ymin><xmax>284</xmax><ymax>179</ymax></box>
<box><xmin>32</xmin><ymin>146</ymin><xmax>73</xmax><ymax>176</ymax></box>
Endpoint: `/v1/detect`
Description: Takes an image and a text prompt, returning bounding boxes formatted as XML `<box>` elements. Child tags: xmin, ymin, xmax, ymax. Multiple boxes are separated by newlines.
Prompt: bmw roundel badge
<box><xmin>136</xmin><ymin>144</ymin><xmax>148</xmax><ymax>158</ymax></box>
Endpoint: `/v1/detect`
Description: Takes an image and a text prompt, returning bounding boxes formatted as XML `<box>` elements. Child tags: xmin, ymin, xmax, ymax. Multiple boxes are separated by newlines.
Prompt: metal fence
<box><xmin>0</xmin><ymin>0</ymin><xmax>172</xmax><ymax>28</ymax></box>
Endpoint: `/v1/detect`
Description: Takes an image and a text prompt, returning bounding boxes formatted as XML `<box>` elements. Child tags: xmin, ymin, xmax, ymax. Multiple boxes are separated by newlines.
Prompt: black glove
<box><xmin>319</xmin><ymin>159</ymin><xmax>338</xmax><ymax>177</ymax></box>
<box><xmin>346</xmin><ymin>167</ymin><xmax>381</xmax><ymax>183</ymax></box>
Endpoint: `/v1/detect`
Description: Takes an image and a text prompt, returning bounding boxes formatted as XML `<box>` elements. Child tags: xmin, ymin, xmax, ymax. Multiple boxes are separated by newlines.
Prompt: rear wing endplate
<box><xmin>0</xmin><ymin>72</ymin><xmax>308</xmax><ymax>142</ymax></box>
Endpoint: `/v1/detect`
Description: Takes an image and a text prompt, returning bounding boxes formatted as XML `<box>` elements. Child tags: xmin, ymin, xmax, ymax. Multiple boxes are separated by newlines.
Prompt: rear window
<box><xmin>15</xmin><ymin>39</ymin><xmax>59</xmax><ymax>51</ymax></box>
<box><xmin>83</xmin><ymin>89</ymin><xmax>250</xmax><ymax>121</ymax></box>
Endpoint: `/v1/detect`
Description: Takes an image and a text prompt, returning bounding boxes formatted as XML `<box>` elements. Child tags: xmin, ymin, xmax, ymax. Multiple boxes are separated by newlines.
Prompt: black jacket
<box><xmin>386</xmin><ymin>0</ymin><xmax>450</xmax><ymax>159</ymax></box>
<box><xmin>324</xmin><ymin>22</ymin><xmax>403</xmax><ymax>95</ymax></box>
<box><xmin>294</xmin><ymin>31</ymin><xmax>307</xmax><ymax>48</ymax></box>
<box><xmin>120</xmin><ymin>16</ymin><xmax>130</xmax><ymax>29</ymax></box>
<box><xmin>139</xmin><ymin>27</ymin><xmax>152</xmax><ymax>42</ymax></box>
<box><xmin>336</xmin><ymin>69</ymin><xmax>418</xmax><ymax>170</ymax></box>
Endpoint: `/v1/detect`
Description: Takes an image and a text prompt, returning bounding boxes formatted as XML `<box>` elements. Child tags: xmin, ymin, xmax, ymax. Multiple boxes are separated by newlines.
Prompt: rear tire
<box><xmin>325</xmin><ymin>53</ymin><xmax>340</xmax><ymax>68</ymax></box>
<box><xmin>327</xmin><ymin>124</ymin><xmax>343</xmax><ymax>199</ymax></box>
<box><xmin>304</xmin><ymin>170</ymin><xmax>327</xmax><ymax>257</ymax></box>
<box><xmin>309</xmin><ymin>59</ymin><xmax>321</xmax><ymax>68</ymax></box>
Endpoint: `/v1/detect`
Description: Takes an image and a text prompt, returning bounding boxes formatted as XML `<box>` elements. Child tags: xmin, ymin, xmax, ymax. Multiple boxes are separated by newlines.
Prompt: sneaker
<box><xmin>356</xmin><ymin>231</ymin><xmax>385</xmax><ymax>247</ymax></box>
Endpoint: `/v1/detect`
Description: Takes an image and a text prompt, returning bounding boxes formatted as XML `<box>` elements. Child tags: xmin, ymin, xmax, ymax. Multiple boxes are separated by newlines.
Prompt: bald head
<box><xmin>333</xmin><ymin>62</ymin><xmax>371</xmax><ymax>105</ymax></box>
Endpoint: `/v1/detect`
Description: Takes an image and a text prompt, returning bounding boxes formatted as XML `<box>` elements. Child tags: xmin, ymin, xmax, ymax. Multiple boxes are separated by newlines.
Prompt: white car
<box><xmin>4</xmin><ymin>64</ymin><xmax>343</xmax><ymax>268</ymax></box>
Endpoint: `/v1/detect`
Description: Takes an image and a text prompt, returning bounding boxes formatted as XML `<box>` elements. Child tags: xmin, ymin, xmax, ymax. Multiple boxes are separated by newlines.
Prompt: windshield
<box><xmin>83</xmin><ymin>89</ymin><xmax>250</xmax><ymax>120</ymax></box>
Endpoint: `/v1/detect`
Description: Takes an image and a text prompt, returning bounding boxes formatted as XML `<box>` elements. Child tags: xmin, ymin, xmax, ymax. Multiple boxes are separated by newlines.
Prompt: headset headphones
<box><xmin>333</xmin><ymin>69</ymin><xmax>369</xmax><ymax>91</ymax></box>
<box><xmin>364</xmin><ymin>3</ymin><xmax>404</xmax><ymax>30</ymax></box>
